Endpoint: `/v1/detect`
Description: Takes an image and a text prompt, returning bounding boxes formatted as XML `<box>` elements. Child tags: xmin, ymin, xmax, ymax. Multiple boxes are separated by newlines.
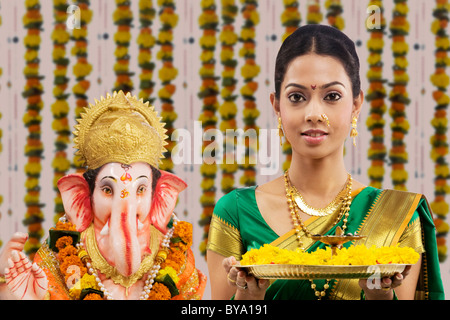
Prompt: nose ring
<box><xmin>321</xmin><ymin>114</ymin><xmax>330</xmax><ymax>127</ymax></box>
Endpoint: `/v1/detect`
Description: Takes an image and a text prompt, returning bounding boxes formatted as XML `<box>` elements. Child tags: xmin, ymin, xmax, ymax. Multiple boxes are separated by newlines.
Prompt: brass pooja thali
<box><xmin>237</xmin><ymin>263</ymin><xmax>408</xmax><ymax>280</ymax></box>
<box><xmin>237</xmin><ymin>227</ymin><xmax>412</xmax><ymax>280</ymax></box>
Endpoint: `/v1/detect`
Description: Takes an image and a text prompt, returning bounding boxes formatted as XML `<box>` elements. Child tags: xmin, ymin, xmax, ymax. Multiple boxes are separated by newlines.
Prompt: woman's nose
<box><xmin>304</xmin><ymin>100</ymin><xmax>325</xmax><ymax>124</ymax></box>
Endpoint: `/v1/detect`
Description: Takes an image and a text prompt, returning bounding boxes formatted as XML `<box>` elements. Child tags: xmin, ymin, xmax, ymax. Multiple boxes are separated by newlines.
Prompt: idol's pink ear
<box><xmin>150</xmin><ymin>170</ymin><xmax>187</xmax><ymax>233</ymax></box>
<box><xmin>57</xmin><ymin>173</ymin><xmax>93</xmax><ymax>232</ymax></box>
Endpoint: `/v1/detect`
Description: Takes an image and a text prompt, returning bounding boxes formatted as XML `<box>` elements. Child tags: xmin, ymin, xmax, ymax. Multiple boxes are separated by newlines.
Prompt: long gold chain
<box><xmin>283</xmin><ymin>170</ymin><xmax>353</xmax><ymax>300</ymax></box>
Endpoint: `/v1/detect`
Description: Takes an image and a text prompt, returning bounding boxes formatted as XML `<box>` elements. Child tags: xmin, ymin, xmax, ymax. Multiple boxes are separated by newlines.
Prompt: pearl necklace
<box><xmin>77</xmin><ymin>214</ymin><xmax>178</xmax><ymax>300</ymax></box>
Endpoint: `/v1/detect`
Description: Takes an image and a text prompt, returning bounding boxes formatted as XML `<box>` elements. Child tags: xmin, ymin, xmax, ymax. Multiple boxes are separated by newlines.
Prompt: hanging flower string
<box><xmin>51</xmin><ymin>0</ymin><xmax>71</xmax><ymax>225</ymax></box>
<box><xmin>71</xmin><ymin>0</ymin><xmax>93</xmax><ymax>173</ymax></box>
<box><xmin>307</xmin><ymin>0</ymin><xmax>323</xmax><ymax>24</ymax></box>
<box><xmin>198</xmin><ymin>0</ymin><xmax>219</xmax><ymax>257</ymax></box>
<box><xmin>113</xmin><ymin>0</ymin><xmax>134</xmax><ymax>94</ymax></box>
<box><xmin>280</xmin><ymin>0</ymin><xmax>301</xmax><ymax>173</ymax></box>
<box><xmin>325</xmin><ymin>0</ymin><xmax>344</xmax><ymax>30</ymax></box>
<box><xmin>366</xmin><ymin>0</ymin><xmax>388</xmax><ymax>189</ymax></box>
<box><xmin>157</xmin><ymin>0</ymin><xmax>179</xmax><ymax>173</ymax></box>
<box><xmin>137</xmin><ymin>0</ymin><xmax>157</xmax><ymax>103</ymax></box>
<box><xmin>388</xmin><ymin>0</ymin><xmax>410</xmax><ymax>191</ymax></box>
<box><xmin>281</xmin><ymin>0</ymin><xmax>301</xmax><ymax>42</ymax></box>
<box><xmin>239</xmin><ymin>0</ymin><xmax>260</xmax><ymax>187</ymax></box>
<box><xmin>22</xmin><ymin>0</ymin><xmax>45</xmax><ymax>260</ymax></box>
<box><xmin>430</xmin><ymin>0</ymin><xmax>450</xmax><ymax>262</ymax></box>
<box><xmin>218</xmin><ymin>0</ymin><xmax>239</xmax><ymax>195</ymax></box>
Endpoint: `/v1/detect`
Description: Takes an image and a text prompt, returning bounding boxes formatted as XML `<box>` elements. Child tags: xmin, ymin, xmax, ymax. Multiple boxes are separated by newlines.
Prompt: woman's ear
<box><xmin>352</xmin><ymin>89</ymin><xmax>364</xmax><ymax>118</ymax></box>
<box><xmin>270</xmin><ymin>92</ymin><xmax>280</xmax><ymax>115</ymax></box>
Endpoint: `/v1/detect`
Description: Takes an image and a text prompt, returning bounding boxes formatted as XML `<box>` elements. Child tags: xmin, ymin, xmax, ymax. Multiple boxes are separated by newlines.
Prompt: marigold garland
<box><xmin>197</xmin><ymin>0</ymin><xmax>220</xmax><ymax>257</ymax></box>
<box><xmin>239</xmin><ymin>0</ymin><xmax>260</xmax><ymax>187</ymax></box>
<box><xmin>280</xmin><ymin>0</ymin><xmax>301</xmax><ymax>173</ymax></box>
<box><xmin>22</xmin><ymin>0</ymin><xmax>45</xmax><ymax>260</ymax></box>
<box><xmin>137</xmin><ymin>0</ymin><xmax>157</xmax><ymax>103</ymax></box>
<box><xmin>281</xmin><ymin>0</ymin><xmax>301</xmax><ymax>42</ymax></box>
<box><xmin>71</xmin><ymin>0</ymin><xmax>93</xmax><ymax>173</ymax></box>
<box><xmin>307</xmin><ymin>0</ymin><xmax>323</xmax><ymax>24</ymax></box>
<box><xmin>113</xmin><ymin>0</ymin><xmax>134</xmax><ymax>94</ymax></box>
<box><xmin>51</xmin><ymin>0</ymin><xmax>71</xmax><ymax>225</ymax></box>
<box><xmin>218</xmin><ymin>0</ymin><xmax>239</xmax><ymax>196</ymax></box>
<box><xmin>53</xmin><ymin>219</ymin><xmax>192</xmax><ymax>300</ymax></box>
<box><xmin>430</xmin><ymin>0</ymin><xmax>450</xmax><ymax>262</ymax></box>
<box><xmin>157</xmin><ymin>0</ymin><xmax>179</xmax><ymax>173</ymax></box>
<box><xmin>325</xmin><ymin>0</ymin><xmax>344</xmax><ymax>30</ymax></box>
<box><xmin>366</xmin><ymin>0</ymin><xmax>388</xmax><ymax>189</ymax></box>
<box><xmin>388</xmin><ymin>0</ymin><xmax>410</xmax><ymax>191</ymax></box>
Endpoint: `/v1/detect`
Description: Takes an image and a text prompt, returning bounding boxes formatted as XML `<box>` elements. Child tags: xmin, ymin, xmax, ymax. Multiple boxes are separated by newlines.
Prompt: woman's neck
<box><xmin>288</xmin><ymin>153</ymin><xmax>349</xmax><ymax>198</ymax></box>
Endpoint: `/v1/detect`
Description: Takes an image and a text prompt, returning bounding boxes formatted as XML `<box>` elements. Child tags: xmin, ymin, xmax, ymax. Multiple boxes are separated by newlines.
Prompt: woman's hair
<box><xmin>274</xmin><ymin>24</ymin><xmax>361</xmax><ymax>100</ymax></box>
<box><xmin>83</xmin><ymin>164</ymin><xmax>162</xmax><ymax>196</ymax></box>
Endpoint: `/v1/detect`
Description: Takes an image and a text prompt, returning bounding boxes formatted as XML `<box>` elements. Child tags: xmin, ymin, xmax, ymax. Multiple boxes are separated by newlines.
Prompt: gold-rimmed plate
<box><xmin>237</xmin><ymin>264</ymin><xmax>409</xmax><ymax>279</ymax></box>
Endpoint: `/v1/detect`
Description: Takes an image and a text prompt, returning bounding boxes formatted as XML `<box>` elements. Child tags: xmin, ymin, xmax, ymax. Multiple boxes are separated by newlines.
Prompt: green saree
<box><xmin>207</xmin><ymin>186</ymin><xmax>445</xmax><ymax>300</ymax></box>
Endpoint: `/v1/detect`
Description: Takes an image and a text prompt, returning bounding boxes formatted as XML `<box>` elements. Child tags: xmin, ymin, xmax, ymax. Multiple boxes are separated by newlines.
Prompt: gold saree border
<box><xmin>330</xmin><ymin>190</ymin><xmax>421</xmax><ymax>300</ymax></box>
<box><xmin>206</xmin><ymin>214</ymin><xmax>244</xmax><ymax>260</ymax></box>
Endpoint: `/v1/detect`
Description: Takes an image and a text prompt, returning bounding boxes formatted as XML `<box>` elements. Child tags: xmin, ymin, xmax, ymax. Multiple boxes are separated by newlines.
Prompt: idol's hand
<box><xmin>0</xmin><ymin>232</ymin><xmax>28</xmax><ymax>276</ymax></box>
<box><xmin>359</xmin><ymin>265</ymin><xmax>412</xmax><ymax>300</ymax></box>
<box><xmin>5</xmin><ymin>250</ymin><xmax>48</xmax><ymax>300</ymax></box>
<box><xmin>223</xmin><ymin>256</ymin><xmax>269</xmax><ymax>300</ymax></box>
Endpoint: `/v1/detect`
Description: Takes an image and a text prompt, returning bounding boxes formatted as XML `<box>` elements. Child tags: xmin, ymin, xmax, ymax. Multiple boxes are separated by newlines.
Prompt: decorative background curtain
<box><xmin>0</xmin><ymin>0</ymin><xmax>448</xmax><ymax>299</ymax></box>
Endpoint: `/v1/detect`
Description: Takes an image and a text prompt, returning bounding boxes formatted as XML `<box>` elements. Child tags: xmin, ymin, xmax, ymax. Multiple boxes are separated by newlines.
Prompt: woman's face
<box><xmin>272</xmin><ymin>53</ymin><xmax>363</xmax><ymax>160</ymax></box>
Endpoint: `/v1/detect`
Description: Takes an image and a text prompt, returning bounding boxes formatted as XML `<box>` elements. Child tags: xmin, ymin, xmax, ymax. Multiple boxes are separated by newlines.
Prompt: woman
<box><xmin>206</xmin><ymin>25</ymin><xmax>444</xmax><ymax>300</ymax></box>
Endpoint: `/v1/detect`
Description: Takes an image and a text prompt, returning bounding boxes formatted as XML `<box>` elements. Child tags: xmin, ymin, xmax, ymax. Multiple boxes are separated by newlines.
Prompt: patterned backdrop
<box><xmin>0</xmin><ymin>0</ymin><xmax>448</xmax><ymax>299</ymax></box>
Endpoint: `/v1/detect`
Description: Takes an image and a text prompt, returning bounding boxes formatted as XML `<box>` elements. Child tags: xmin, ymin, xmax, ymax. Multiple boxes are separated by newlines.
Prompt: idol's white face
<box><xmin>274</xmin><ymin>53</ymin><xmax>362</xmax><ymax>160</ymax></box>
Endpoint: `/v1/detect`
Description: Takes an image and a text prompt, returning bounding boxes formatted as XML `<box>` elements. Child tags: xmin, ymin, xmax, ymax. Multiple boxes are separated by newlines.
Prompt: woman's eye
<box><xmin>101</xmin><ymin>186</ymin><xmax>112</xmax><ymax>195</ymax></box>
<box><xmin>137</xmin><ymin>185</ymin><xmax>147</xmax><ymax>194</ymax></box>
<box><xmin>288</xmin><ymin>93</ymin><xmax>305</xmax><ymax>103</ymax></box>
<box><xmin>324</xmin><ymin>92</ymin><xmax>342</xmax><ymax>101</ymax></box>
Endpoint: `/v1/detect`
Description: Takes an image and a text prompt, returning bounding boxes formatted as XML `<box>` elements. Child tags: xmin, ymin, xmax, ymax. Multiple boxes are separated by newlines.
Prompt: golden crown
<box><xmin>73</xmin><ymin>91</ymin><xmax>168</xmax><ymax>170</ymax></box>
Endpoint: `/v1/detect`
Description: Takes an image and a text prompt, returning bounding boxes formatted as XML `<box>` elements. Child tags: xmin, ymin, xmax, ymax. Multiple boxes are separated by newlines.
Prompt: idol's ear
<box><xmin>150</xmin><ymin>170</ymin><xmax>187</xmax><ymax>233</ymax></box>
<box><xmin>57</xmin><ymin>173</ymin><xmax>93</xmax><ymax>232</ymax></box>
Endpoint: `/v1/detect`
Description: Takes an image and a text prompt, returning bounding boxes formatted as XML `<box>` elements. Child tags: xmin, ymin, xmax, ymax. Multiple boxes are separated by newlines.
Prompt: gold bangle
<box><xmin>0</xmin><ymin>275</ymin><xmax>6</xmax><ymax>284</ymax></box>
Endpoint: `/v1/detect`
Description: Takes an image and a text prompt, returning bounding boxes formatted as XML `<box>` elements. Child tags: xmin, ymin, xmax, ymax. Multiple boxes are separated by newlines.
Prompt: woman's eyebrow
<box><xmin>284</xmin><ymin>81</ymin><xmax>346</xmax><ymax>90</ymax></box>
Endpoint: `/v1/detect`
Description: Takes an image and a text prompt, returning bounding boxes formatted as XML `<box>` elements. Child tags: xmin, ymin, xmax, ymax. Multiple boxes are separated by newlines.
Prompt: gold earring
<box><xmin>278</xmin><ymin>117</ymin><xmax>284</xmax><ymax>146</ymax></box>
<box><xmin>350</xmin><ymin>117</ymin><xmax>358</xmax><ymax>146</ymax></box>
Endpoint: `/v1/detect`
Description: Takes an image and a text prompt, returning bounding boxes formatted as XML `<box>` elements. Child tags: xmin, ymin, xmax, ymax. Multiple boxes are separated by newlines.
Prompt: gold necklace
<box><xmin>283</xmin><ymin>171</ymin><xmax>353</xmax><ymax>300</ymax></box>
<box><xmin>288</xmin><ymin>172</ymin><xmax>350</xmax><ymax>217</ymax></box>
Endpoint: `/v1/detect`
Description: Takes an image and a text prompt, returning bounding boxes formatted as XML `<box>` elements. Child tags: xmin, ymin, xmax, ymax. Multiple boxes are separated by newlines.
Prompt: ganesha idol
<box><xmin>0</xmin><ymin>91</ymin><xmax>206</xmax><ymax>300</ymax></box>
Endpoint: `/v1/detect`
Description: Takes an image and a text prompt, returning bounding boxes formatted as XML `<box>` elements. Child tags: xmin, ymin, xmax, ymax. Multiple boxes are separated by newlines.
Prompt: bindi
<box><xmin>311</xmin><ymin>85</ymin><xmax>317</xmax><ymax>90</ymax></box>
<box><xmin>120</xmin><ymin>164</ymin><xmax>132</xmax><ymax>184</ymax></box>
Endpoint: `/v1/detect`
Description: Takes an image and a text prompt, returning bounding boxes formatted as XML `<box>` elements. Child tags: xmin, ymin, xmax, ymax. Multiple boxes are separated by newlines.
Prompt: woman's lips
<box><xmin>301</xmin><ymin>130</ymin><xmax>328</xmax><ymax>145</ymax></box>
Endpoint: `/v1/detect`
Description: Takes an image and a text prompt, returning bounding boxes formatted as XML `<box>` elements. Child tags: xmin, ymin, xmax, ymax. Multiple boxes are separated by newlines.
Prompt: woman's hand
<box><xmin>223</xmin><ymin>256</ymin><xmax>270</xmax><ymax>300</ymax></box>
<box><xmin>359</xmin><ymin>265</ymin><xmax>412</xmax><ymax>300</ymax></box>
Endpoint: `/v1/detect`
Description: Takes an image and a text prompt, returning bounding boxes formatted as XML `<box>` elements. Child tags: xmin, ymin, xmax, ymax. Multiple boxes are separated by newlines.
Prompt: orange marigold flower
<box><xmin>54</xmin><ymin>220</ymin><xmax>77</xmax><ymax>231</ymax></box>
<box><xmin>147</xmin><ymin>282</ymin><xmax>171</xmax><ymax>300</ymax></box>
<box><xmin>55</xmin><ymin>236</ymin><xmax>73</xmax><ymax>251</ymax></box>
<box><xmin>83</xmin><ymin>293</ymin><xmax>104</xmax><ymax>300</ymax></box>
<box><xmin>58</xmin><ymin>245</ymin><xmax>77</xmax><ymax>260</ymax></box>
<box><xmin>173</xmin><ymin>221</ymin><xmax>193</xmax><ymax>247</ymax></box>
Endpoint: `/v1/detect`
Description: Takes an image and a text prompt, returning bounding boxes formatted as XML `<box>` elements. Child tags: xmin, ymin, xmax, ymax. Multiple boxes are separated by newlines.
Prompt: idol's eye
<box><xmin>101</xmin><ymin>186</ymin><xmax>113</xmax><ymax>195</ymax></box>
<box><xmin>324</xmin><ymin>92</ymin><xmax>342</xmax><ymax>101</ymax></box>
<box><xmin>288</xmin><ymin>93</ymin><xmax>305</xmax><ymax>103</ymax></box>
<box><xmin>137</xmin><ymin>185</ymin><xmax>147</xmax><ymax>195</ymax></box>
